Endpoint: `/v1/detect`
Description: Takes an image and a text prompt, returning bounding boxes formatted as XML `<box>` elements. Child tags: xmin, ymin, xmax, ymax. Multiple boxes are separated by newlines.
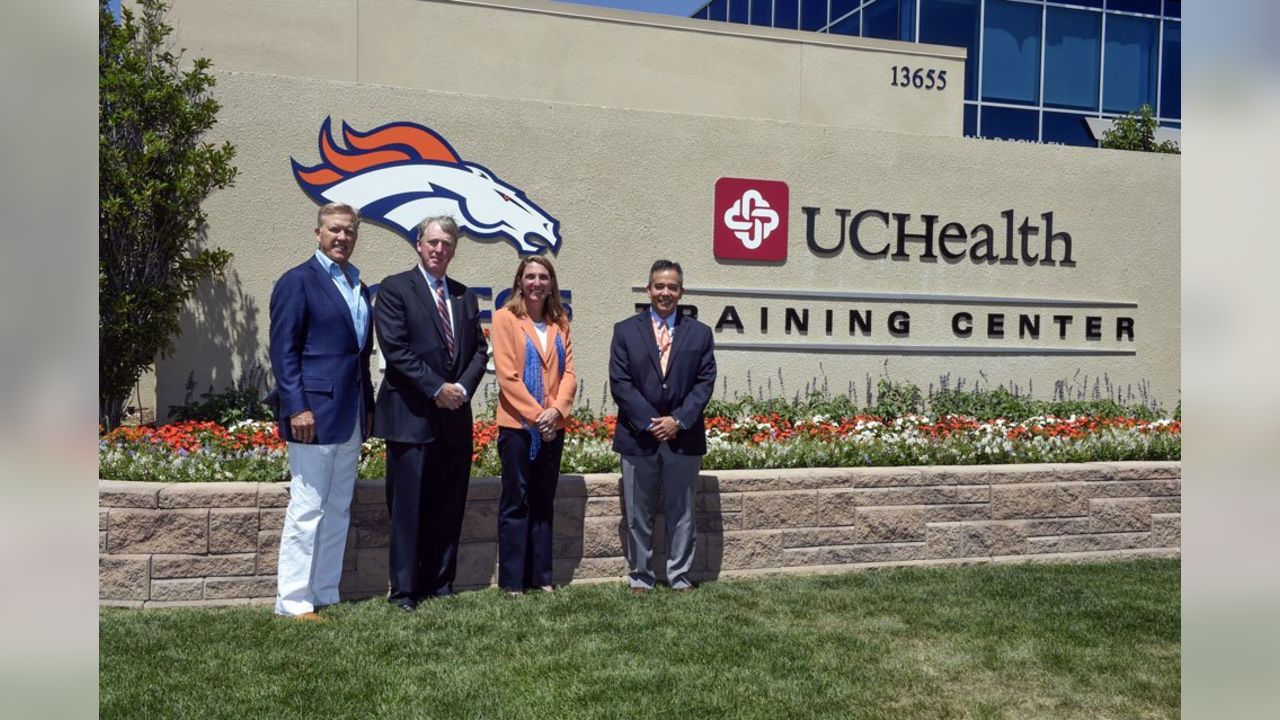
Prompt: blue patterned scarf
<box><xmin>522</xmin><ymin>331</ymin><xmax>566</xmax><ymax>459</ymax></box>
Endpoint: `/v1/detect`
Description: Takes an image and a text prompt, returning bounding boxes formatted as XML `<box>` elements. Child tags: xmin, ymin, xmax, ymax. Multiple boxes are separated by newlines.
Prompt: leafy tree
<box><xmin>99</xmin><ymin>0</ymin><xmax>237</xmax><ymax>428</ymax></box>
<box><xmin>1100</xmin><ymin>104</ymin><xmax>1180</xmax><ymax>154</ymax></box>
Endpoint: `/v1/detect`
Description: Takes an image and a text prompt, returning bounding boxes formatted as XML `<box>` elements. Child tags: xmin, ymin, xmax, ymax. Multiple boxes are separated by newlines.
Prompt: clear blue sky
<box><xmin>550</xmin><ymin>1</ymin><xmax>705</xmax><ymax>16</ymax></box>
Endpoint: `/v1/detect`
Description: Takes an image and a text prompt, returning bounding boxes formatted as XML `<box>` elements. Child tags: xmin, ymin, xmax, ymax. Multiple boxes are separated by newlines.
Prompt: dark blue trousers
<box><xmin>496</xmin><ymin>428</ymin><xmax>564</xmax><ymax>590</ymax></box>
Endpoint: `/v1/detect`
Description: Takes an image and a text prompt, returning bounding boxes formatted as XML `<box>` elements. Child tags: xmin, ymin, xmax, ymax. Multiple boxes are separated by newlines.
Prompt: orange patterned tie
<box><xmin>654</xmin><ymin>318</ymin><xmax>671</xmax><ymax>375</ymax></box>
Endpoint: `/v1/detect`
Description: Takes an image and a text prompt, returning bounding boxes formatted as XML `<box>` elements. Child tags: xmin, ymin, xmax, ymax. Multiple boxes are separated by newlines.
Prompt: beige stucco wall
<box><xmin>161</xmin><ymin>0</ymin><xmax>965</xmax><ymax>138</ymax></box>
<box><xmin>144</xmin><ymin>0</ymin><xmax>1179</xmax><ymax>418</ymax></box>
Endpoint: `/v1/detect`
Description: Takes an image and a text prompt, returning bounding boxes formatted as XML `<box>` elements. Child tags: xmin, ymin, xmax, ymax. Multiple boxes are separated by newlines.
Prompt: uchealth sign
<box><xmin>688</xmin><ymin>177</ymin><xmax>1136</xmax><ymax>357</ymax></box>
<box><xmin>714</xmin><ymin>177</ymin><xmax>788</xmax><ymax>261</ymax></box>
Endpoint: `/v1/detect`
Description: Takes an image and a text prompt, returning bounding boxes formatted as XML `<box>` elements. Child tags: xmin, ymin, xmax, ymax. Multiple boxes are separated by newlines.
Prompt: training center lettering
<box><xmin>804</xmin><ymin>207</ymin><xmax>1075</xmax><ymax>266</ymax></box>
<box><xmin>631</xmin><ymin>304</ymin><xmax>1135</xmax><ymax>344</ymax></box>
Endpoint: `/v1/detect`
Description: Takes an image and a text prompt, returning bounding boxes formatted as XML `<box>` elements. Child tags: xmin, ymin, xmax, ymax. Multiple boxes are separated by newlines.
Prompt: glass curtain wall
<box><xmin>692</xmin><ymin>0</ymin><xmax>1182</xmax><ymax>146</ymax></box>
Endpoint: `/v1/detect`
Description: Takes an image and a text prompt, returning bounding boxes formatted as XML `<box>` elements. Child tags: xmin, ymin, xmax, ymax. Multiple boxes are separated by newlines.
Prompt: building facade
<box><xmin>692</xmin><ymin>0</ymin><xmax>1181</xmax><ymax>146</ymax></box>
<box><xmin>138</xmin><ymin>0</ymin><xmax>1179</xmax><ymax>420</ymax></box>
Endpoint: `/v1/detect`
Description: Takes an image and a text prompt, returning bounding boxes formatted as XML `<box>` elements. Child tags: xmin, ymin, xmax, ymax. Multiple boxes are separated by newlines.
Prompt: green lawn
<box><xmin>100</xmin><ymin>559</ymin><xmax>1180</xmax><ymax>719</ymax></box>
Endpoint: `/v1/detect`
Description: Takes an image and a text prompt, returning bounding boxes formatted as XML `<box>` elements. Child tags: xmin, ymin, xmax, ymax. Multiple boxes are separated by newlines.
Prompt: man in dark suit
<box><xmin>373</xmin><ymin>215</ymin><xmax>488</xmax><ymax>610</ymax></box>
<box><xmin>609</xmin><ymin>259</ymin><xmax>717</xmax><ymax>593</ymax></box>
<box><xmin>269</xmin><ymin>202</ymin><xmax>375</xmax><ymax>621</ymax></box>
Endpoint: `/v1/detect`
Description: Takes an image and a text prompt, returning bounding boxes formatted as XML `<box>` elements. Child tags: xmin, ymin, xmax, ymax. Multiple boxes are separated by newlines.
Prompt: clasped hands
<box><xmin>648</xmin><ymin>415</ymin><xmax>680</xmax><ymax>442</ymax></box>
<box><xmin>434</xmin><ymin>383</ymin><xmax>467</xmax><ymax>410</ymax></box>
<box><xmin>534</xmin><ymin>408</ymin><xmax>561</xmax><ymax>441</ymax></box>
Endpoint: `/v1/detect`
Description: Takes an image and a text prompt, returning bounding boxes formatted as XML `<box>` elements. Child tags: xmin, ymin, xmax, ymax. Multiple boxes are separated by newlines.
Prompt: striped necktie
<box><xmin>435</xmin><ymin>280</ymin><xmax>454</xmax><ymax>357</ymax></box>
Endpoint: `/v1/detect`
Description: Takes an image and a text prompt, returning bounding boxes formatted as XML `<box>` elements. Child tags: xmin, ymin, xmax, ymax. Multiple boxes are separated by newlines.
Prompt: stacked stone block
<box><xmin>100</xmin><ymin>461</ymin><xmax>1180</xmax><ymax>607</ymax></box>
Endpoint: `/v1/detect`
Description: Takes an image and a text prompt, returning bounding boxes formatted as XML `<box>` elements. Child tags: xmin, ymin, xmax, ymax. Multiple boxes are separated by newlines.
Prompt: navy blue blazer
<box><xmin>371</xmin><ymin>268</ymin><xmax>489</xmax><ymax>445</ymax></box>
<box><xmin>609</xmin><ymin>311</ymin><xmax>717</xmax><ymax>456</ymax></box>
<box><xmin>268</xmin><ymin>256</ymin><xmax>374</xmax><ymax>444</ymax></box>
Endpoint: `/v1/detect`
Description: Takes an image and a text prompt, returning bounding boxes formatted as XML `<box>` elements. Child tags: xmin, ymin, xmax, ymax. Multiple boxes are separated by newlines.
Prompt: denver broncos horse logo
<box><xmin>293</xmin><ymin>118</ymin><xmax>562</xmax><ymax>255</ymax></box>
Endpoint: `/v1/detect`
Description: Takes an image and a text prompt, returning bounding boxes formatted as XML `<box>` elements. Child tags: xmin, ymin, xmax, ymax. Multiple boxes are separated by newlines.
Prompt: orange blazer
<box><xmin>492</xmin><ymin>307</ymin><xmax>577</xmax><ymax>430</ymax></box>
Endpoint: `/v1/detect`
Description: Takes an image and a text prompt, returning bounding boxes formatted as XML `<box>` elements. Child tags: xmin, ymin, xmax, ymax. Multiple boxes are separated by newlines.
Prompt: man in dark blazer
<box><xmin>373</xmin><ymin>215</ymin><xmax>488</xmax><ymax>610</ymax></box>
<box><xmin>609</xmin><ymin>259</ymin><xmax>717</xmax><ymax>592</ymax></box>
<box><xmin>269</xmin><ymin>202</ymin><xmax>375</xmax><ymax>621</ymax></box>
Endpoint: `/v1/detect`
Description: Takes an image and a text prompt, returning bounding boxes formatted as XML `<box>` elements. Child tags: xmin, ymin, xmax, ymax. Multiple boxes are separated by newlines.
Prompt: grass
<box><xmin>100</xmin><ymin>559</ymin><xmax>1180</xmax><ymax>719</ymax></box>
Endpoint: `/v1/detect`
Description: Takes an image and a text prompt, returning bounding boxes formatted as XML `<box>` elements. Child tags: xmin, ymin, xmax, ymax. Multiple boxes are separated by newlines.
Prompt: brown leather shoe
<box><xmin>631</xmin><ymin>586</ymin><xmax>650</xmax><ymax>594</ymax></box>
<box><xmin>290</xmin><ymin>611</ymin><xmax>324</xmax><ymax>622</ymax></box>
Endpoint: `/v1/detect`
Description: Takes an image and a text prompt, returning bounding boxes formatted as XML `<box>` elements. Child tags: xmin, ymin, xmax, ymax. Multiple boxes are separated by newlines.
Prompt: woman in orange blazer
<box><xmin>492</xmin><ymin>256</ymin><xmax>577</xmax><ymax>594</ymax></box>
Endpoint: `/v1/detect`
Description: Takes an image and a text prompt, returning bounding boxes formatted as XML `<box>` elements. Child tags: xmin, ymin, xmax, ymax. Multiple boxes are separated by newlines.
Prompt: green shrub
<box><xmin>869</xmin><ymin>379</ymin><xmax>923</xmax><ymax>419</ymax></box>
<box><xmin>1100</xmin><ymin>104</ymin><xmax>1180</xmax><ymax>154</ymax></box>
<box><xmin>929</xmin><ymin>387</ymin><xmax>1163</xmax><ymax>421</ymax></box>
<box><xmin>169</xmin><ymin>386</ymin><xmax>276</xmax><ymax>425</ymax></box>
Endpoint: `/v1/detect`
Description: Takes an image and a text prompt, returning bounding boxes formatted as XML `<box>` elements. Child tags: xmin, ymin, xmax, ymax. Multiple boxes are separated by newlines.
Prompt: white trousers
<box><xmin>275</xmin><ymin>422</ymin><xmax>361</xmax><ymax>615</ymax></box>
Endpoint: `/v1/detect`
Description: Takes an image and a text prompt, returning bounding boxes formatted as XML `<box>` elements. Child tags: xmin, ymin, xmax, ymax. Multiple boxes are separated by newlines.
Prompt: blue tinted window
<box><xmin>1108</xmin><ymin>0</ymin><xmax>1160</xmax><ymax>15</ymax></box>
<box><xmin>981</xmin><ymin>106</ymin><xmax>1039</xmax><ymax>141</ymax></box>
<box><xmin>1160</xmin><ymin>120</ymin><xmax>1180</xmax><ymax>129</ymax></box>
<box><xmin>899</xmin><ymin>0</ymin><xmax>916</xmax><ymax>41</ymax></box>
<box><xmin>864</xmin><ymin>0</ymin><xmax>903</xmax><ymax>40</ymax></box>
<box><xmin>982</xmin><ymin>0</ymin><xmax>1042</xmax><ymax>104</ymax></box>
<box><xmin>1042</xmin><ymin>112</ymin><xmax>1096</xmax><ymax>146</ymax></box>
<box><xmin>775</xmin><ymin>0</ymin><xmax>799</xmax><ymax>29</ymax></box>
<box><xmin>1165</xmin><ymin>1</ymin><xmax>1181</xmax><ymax>19</ymax></box>
<box><xmin>1161</xmin><ymin>21</ymin><xmax>1180</xmax><ymax>118</ymax></box>
<box><xmin>708</xmin><ymin>0</ymin><xmax>727</xmax><ymax>21</ymax></box>
<box><xmin>830</xmin><ymin>9</ymin><xmax>860</xmax><ymax>36</ymax></box>
<box><xmin>729</xmin><ymin>0</ymin><xmax>749</xmax><ymax>23</ymax></box>
<box><xmin>801</xmin><ymin>0</ymin><xmax>827</xmax><ymax>31</ymax></box>
<box><xmin>831</xmin><ymin>0</ymin><xmax>858</xmax><ymax>25</ymax></box>
<box><xmin>1044</xmin><ymin>7</ymin><xmax>1100</xmax><ymax>110</ymax></box>
<box><xmin>964</xmin><ymin>104</ymin><xmax>978</xmax><ymax>137</ymax></box>
<box><xmin>1103</xmin><ymin>13</ymin><xmax>1158</xmax><ymax>112</ymax></box>
<box><xmin>920</xmin><ymin>0</ymin><xmax>980</xmax><ymax>101</ymax></box>
<box><xmin>751</xmin><ymin>0</ymin><xmax>773</xmax><ymax>26</ymax></box>
<box><xmin>693</xmin><ymin>4</ymin><xmax>710</xmax><ymax>20</ymax></box>
<box><xmin>1058</xmin><ymin>0</ymin><xmax>1103</xmax><ymax>8</ymax></box>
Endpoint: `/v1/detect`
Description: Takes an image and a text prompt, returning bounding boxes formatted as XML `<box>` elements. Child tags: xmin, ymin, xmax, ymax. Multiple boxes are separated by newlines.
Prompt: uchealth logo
<box><xmin>292</xmin><ymin>118</ymin><xmax>562</xmax><ymax>255</ymax></box>
<box><xmin>714</xmin><ymin>177</ymin><xmax>788</xmax><ymax>261</ymax></box>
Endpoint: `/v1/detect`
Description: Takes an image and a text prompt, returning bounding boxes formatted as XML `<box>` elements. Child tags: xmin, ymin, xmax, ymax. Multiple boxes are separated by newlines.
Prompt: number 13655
<box><xmin>891</xmin><ymin>66</ymin><xmax>947</xmax><ymax>90</ymax></box>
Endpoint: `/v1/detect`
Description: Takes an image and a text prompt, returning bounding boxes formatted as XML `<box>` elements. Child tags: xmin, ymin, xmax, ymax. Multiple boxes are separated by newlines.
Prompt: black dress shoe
<box><xmin>392</xmin><ymin>598</ymin><xmax>417</xmax><ymax>612</ymax></box>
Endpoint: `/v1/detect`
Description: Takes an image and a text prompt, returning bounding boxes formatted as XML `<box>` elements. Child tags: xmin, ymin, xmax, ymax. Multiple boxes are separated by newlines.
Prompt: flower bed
<box><xmin>99</xmin><ymin>412</ymin><xmax>1180</xmax><ymax>483</ymax></box>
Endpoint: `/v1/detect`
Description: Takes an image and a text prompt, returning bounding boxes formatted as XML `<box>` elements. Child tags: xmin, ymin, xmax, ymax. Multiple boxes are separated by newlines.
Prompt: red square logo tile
<box><xmin>714</xmin><ymin>177</ymin><xmax>788</xmax><ymax>261</ymax></box>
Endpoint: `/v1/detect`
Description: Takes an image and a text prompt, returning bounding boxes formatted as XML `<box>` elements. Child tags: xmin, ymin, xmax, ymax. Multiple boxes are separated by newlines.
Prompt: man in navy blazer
<box><xmin>373</xmin><ymin>215</ymin><xmax>488</xmax><ymax>610</ymax></box>
<box><xmin>610</xmin><ymin>259</ymin><xmax>717</xmax><ymax>592</ymax></box>
<box><xmin>269</xmin><ymin>202</ymin><xmax>375</xmax><ymax>621</ymax></box>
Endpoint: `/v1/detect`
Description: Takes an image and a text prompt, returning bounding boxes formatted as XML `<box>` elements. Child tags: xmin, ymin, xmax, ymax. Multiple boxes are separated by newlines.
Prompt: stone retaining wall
<box><xmin>99</xmin><ymin>462</ymin><xmax>1181</xmax><ymax>607</ymax></box>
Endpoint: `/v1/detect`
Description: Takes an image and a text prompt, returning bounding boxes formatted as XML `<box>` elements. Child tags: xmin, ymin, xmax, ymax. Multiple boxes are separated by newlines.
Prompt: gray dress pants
<box><xmin>620</xmin><ymin>442</ymin><xmax>700</xmax><ymax>589</ymax></box>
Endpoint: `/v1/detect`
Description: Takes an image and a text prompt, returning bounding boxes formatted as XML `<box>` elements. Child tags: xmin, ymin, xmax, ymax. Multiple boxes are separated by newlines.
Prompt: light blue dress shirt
<box><xmin>649</xmin><ymin>307</ymin><xmax>676</xmax><ymax>343</ymax></box>
<box><xmin>314</xmin><ymin>249</ymin><xmax>368</xmax><ymax>349</ymax></box>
